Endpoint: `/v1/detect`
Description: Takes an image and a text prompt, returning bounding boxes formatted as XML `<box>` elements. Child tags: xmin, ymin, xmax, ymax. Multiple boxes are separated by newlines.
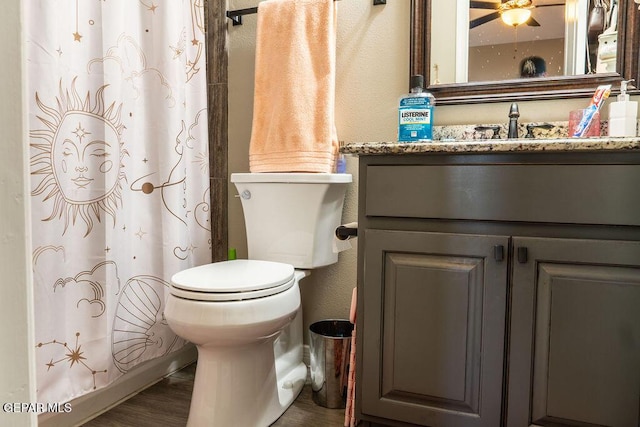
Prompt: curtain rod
<box><xmin>226</xmin><ymin>0</ymin><xmax>386</xmax><ymax>26</ymax></box>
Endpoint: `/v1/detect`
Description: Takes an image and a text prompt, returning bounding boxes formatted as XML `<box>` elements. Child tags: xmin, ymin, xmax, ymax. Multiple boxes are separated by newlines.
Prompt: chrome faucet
<box><xmin>508</xmin><ymin>103</ymin><xmax>519</xmax><ymax>139</ymax></box>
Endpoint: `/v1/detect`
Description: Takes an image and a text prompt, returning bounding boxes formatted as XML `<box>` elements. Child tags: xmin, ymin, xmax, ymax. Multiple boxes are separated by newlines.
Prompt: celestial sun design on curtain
<box><xmin>30</xmin><ymin>78</ymin><xmax>128</xmax><ymax>237</ymax></box>
<box><xmin>27</xmin><ymin>0</ymin><xmax>211</xmax><ymax>405</ymax></box>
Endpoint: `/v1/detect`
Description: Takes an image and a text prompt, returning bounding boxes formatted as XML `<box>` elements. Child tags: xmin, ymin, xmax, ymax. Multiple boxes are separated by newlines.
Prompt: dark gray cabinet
<box><xmin>355</xmin><ymin>152</ymin><xmax>640</xmax><ymax>427</ymax></box>
<box><xmin>508</xmin><ymin>237</ymin><xmax>640</xmax><ymax>427</ymax></box>
<box><xmin>361</xmin><ymin>230</ymin><xmax>508</xmax><ymax>427</ymax></box>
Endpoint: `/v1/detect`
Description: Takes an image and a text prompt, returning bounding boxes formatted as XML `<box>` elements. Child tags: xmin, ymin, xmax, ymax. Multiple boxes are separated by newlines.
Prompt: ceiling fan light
<box><xmin>501</xmin><ymin>8</ymin><xmax>532</xmax><ymax>26</ymax></box>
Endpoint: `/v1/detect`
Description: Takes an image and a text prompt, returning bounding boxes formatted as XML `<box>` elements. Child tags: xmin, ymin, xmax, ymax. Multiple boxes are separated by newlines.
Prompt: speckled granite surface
<box><xmin>341</xmin><ymin>123</ymin><xmax>640</xmax><ymax>155</ymax></box>
<box><xmin>341</xmin><ymin>137</ymin><xmax>640</xmax><ymax>155</ymax></box>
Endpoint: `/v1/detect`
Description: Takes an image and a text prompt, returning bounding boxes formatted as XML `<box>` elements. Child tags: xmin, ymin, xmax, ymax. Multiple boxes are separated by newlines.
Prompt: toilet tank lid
<box><xmin>231</xmin><ymin>173</ymin><xmax>352</xmax><ymax>184</ymax></box>
<box><xmin>171</xmin><ymin>260</ymin><xmax>294</xmax><ymax>293</ymax></box>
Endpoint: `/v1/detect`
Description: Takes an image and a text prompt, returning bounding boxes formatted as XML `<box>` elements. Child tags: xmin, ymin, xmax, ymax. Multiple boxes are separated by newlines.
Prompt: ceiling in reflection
<box><xmin>469</xmin><ymin>0</ymin><xmax>566</xmax><ymax>47</ymax></box>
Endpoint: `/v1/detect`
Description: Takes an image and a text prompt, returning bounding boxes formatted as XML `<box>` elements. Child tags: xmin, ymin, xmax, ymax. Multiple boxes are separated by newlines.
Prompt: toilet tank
<box><xmin>231</xmin><ymin>173</ymin><xmax>352</xmax><ymax>269</ymax></box>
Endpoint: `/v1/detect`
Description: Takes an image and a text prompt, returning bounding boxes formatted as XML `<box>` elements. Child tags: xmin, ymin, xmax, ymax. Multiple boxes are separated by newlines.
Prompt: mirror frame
<box><xmin>410</xmin><ymin>0</ymin><xmax>640</xmax><ymax>105</ymax></box>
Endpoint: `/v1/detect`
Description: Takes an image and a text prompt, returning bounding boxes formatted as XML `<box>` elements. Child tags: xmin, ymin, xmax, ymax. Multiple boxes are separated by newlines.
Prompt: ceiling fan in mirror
<box><xmin>469</xmin><ymin>0</ymin><xmax>565</xmax><ymax>29</ymax></box>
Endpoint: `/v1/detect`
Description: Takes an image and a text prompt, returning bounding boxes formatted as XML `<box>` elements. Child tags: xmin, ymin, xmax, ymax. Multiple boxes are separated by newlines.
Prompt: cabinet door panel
<box><xmin>382</xmin><ymin>252</ymin><xmax>480</xmax><ymax>406</ymax></box>
<box><xmin>509</xmin><ymin>238</ymin><xmax>640</xmax><ymax>427</ymax></box>
<box><xmin>360</xmin><ymin>230</ymin><xmax>509</xmax><ymax>427</ymax></box>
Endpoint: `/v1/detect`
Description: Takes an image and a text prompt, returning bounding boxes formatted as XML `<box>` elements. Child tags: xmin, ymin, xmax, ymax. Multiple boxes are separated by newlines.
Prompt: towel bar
<box><xmin>226</xmin><ymin>0</ymin><xmax>385</xmax><ymax>26</ymax></box>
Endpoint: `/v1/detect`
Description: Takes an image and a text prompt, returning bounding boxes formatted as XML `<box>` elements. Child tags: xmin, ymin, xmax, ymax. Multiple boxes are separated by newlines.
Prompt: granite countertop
<box><xmin>341</xmin><ymin>137</ymin><xmax>640</xmax><ymax>155</ymax></box>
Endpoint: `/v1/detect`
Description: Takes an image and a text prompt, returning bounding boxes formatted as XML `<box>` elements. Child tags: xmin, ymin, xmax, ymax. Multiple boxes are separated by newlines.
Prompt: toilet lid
<box><xmin>170</xmin><ymin>259</ymin><xmax>295</xmax><ymax>301</ymax></box>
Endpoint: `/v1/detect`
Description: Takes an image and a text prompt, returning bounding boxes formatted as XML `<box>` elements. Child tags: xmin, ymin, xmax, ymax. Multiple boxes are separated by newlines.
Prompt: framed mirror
<box><xmin>410</xmin><ymin>0</ymin><xmax>640</xmax><ymax>105</ymax></box>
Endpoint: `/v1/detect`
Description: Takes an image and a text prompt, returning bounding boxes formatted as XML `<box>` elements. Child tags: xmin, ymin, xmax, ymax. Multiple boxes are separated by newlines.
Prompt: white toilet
<box><xmin>165</xmin><ymin>172</ymin><xmax>352</xmax><ymax>427</ymax></box>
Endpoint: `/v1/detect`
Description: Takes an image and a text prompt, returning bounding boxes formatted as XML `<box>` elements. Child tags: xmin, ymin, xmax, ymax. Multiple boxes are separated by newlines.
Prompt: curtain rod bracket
<box><xmin>227</xmin><ymin>1</ymin><xmax>385</xmax><ymax>26</ymax></box>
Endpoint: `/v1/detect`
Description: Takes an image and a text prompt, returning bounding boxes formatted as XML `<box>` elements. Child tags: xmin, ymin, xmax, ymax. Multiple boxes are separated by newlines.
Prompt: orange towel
<box><xmin>249</xmin><ymin>0</ymin><xmax>339</xmax><ymax>173</ymax></box>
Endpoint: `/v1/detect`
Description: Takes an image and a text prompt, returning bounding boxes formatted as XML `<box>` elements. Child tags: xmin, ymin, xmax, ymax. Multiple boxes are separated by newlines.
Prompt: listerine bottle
<box><xmin>398</xmin><ymin>74</ymin><xmax>435</xmax><ymax>142</ymax></box>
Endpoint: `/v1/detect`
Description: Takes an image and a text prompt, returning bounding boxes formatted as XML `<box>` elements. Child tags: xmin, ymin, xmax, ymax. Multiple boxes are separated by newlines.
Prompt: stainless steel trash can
<box><xmin>309</xmin><ymin>319</ymin><xmax>353</xmax><ymax>408</ymax></box>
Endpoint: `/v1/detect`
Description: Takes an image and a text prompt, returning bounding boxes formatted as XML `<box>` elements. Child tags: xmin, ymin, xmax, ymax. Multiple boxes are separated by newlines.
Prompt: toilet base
<box><xmin>186</xmin><ymin>337</ymin><xmax>306</xmax><ymax>427</ymax></box>
<box><xmin>165</xmin><ymin>270</ymin><xmax>311</xmax><ymax>426</ymax></box>
<box><xmin>273</xmin><ymin>360</ymin><xmax>307</xmax><ymax>420</ymax></box>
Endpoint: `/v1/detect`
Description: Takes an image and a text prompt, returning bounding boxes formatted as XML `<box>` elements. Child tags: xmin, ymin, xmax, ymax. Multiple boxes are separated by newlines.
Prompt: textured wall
<box><xmin>0</xmin><ymin>1</ymin><xmax>37</xmax><ymax>426</ymax></box>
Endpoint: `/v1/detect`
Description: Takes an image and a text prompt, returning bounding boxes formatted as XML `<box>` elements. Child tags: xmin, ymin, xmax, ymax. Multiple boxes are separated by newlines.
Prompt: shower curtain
<box><xmin>26</xmin><ymin>0</ymin><xmax>211</xmax><ymax>403</ymax></box>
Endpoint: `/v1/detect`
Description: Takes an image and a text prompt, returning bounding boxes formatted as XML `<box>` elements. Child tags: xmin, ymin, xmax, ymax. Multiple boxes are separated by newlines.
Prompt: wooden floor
<box><xmin>83</xmin><ymin>363</ymin><xmax>346</xmax><ymax>427</ymax></box>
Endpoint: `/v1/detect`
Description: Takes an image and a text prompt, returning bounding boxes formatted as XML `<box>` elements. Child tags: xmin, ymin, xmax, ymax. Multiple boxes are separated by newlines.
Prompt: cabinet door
<box><xmin>360</xmin><ymin>230</ymin><xmax>509</xmax><ymax>427</ymax></box>
<box><xmin>508</xmin><ymin>237</ymin><xmax>640</xmax><ymax>427</ymax></box>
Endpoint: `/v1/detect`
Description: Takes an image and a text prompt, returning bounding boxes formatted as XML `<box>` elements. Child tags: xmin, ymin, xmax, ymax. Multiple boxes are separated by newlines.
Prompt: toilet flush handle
<box><xmin>234</xmin><ymin>190</ymin><xmax>251</xmax><ymax>200</ymax></box>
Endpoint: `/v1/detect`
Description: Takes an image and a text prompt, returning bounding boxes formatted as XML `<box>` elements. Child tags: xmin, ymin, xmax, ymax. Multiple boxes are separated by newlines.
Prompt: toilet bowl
<box><xmin>165</xmin><ymin>172</ymin><xmax>351</xmax><ymax>427</ymax></box>
<box><xmin>165</xmin><ymin>260</ymin><xmax>308</xmax><ymax>427</ymax></box>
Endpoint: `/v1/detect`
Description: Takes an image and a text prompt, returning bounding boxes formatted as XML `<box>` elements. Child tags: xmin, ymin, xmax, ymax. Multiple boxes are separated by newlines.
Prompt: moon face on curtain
<box><xmin>111</xmin><ymin>275</ymin><xmax>186</xmax><ymax>373</ymax></box>
<box><xmin>30</xmin><ymin>78</ymin><xmax>127</xmax><ymax>237</ymax></box>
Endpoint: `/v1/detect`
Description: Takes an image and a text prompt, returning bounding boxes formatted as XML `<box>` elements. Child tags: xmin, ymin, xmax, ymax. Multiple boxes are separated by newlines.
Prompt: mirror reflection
<box><xmin>430</xmin><ymin>0</ymin><xmax>619</xmax><ymax>84</ymax></box>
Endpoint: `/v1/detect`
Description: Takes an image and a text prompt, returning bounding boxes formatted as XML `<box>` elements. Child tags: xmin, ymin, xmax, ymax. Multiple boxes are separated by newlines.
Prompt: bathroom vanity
<box><xmin>343</xmin><ymin>138</ymin><xmax>640</xmax><ymax>427</ymax></box>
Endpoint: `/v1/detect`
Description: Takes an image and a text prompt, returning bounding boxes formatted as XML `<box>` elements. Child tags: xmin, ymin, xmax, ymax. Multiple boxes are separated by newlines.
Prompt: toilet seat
<box><xmin>170</xmin><ymin>259</ymin><xmax>295</xmax><ymax>302</ymax></box>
